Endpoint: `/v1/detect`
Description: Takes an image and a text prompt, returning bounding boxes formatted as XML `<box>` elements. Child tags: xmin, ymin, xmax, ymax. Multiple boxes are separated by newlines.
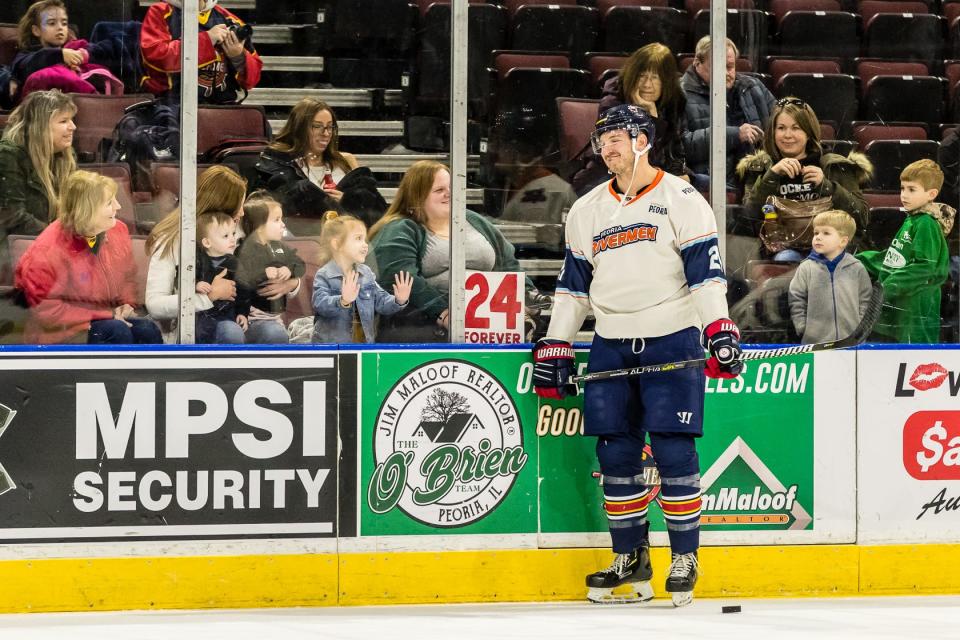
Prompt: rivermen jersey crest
<box><xmin>548</xmin><ymin>170</ymin><xmax>729</xmax><ymax>341</ymax></box>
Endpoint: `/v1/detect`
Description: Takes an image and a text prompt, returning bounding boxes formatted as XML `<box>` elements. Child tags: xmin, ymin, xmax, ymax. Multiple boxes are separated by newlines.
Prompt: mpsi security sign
<box><xmin>0</xmin><ymin>353</ymin><xmax>352</xmax><ymax>542</ymax></box>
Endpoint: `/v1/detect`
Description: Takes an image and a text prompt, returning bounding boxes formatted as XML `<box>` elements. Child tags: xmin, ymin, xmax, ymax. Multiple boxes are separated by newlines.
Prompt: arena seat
<box><xmin>774</xmin><ymin>11</ymin><xmax>858</xmax><ymax>60</ymax></box>
<box><xmin>511</xmin><ymin>5</ymin><xmax>599</xmax><ymax>62</ymax></box>
<box><xmin>497</xmin><ymin>67</ymin><xmax>591</xmax><ymax>153</ymax></box>
<box><xmin>856</xmin><ymin>60</ymin><xmax>929</xmax><ymax>97</ymax></box>
<box><xmin>557</xmin><ymin>97</ymin><xmax>600</xmax><ymax>164</ymax></box>
<box><xmin>746</xmin><ymin>260</ymin><xmax>799</xmax><ymax>288</ymax></box>
<box><xmin>196</xmin><ymin>105</ymin><xmax>271</xmax><ymax>160</ymax></box>
<box><xmin>692</xmin><ymin>9</ymin><xmax>771</xmax><ymax>68</ymax></box>
<box><xmin>503</xmin><ymin>0</ymin><xmax>577</xmax><ymax>15</ymax></box>
<box><xmin>601</xmin><ymin>6</ymin><xmax>688</xmax><ymax>57</ymax></box>
<box><xmin>863</xmin><ymin>191</ymin><xmax>904</xmax><ymax>209</ymax></box>
<box><xmin>861</xmin><ymin>76</ymin><xmax>944</xmax><ymax>129</ymax></box>
<box><xmin>864</xmin><ymin>140</ymin><xmax>940</xmax><ymax>191</ymax></box>
<box><xmin>858</xmin><ymin>0</ymin><xmax>928</xmax><ymax>27</ymax></box>
<box><xmin>0</xmin><ymin>23</ymin><xmax>18</xmax><ymax>67</ymax></box>
<box><xmin>853</xmin><ymin>124</ymin><xmax>928</xmax><ymax>148</ymax></box>
<box><xmin>68</xmin><ymin>93</ymin><xmax>154</xmax><ymax>163</ymax></box>
<box><xmin>775</xmin><ymin>73</ymin><xmax>858</xmax><ymax>133</ymax></box>
<box><xmin>768</xmin><ymin>0</ymin><xmax>840</xmax><ymax>23</ymax></box>
<box><xmin>863</xmin><ymin>13</ymin><xmax>943</xmax><ymax>61</ymax></box>
<box><xmin>413</xmin><ymin>3</ymin><xmax>507</xmax><ymax>118</ymax></box>
<box><xmin>767</xmin><ymin>58</ymin><xmax>841</xmax><ymax>86</ymax></box>
<box><xmin>494</xmin><ymin>53</ymin><xmax>570</xmax><ymax>80</ymax></box>
<box><xmin>585</xmin><ymin>54</ymin><xmax>628</xmax><ymax>88</ymax></box>
<box><xmin>596</xmin><ymin>0</ymin><xmax>670</xmax><ymax>15</ymax></box>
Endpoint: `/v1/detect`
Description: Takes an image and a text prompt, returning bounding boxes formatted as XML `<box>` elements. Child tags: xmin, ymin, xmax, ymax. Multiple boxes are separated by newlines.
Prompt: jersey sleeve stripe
<box><xmin>679</xmin><ymin>231</ymin><xmax>718</xmax><ymax>250</ymax></box>
<box><xmin>555</xmin><ymin>288</ymin><xmax>590</xmax><ymax>299</ymax></box>
<box><xmin>688</xmin><ymin>277</ymin><xmax>727</xmax><ymax>291</ymax></box>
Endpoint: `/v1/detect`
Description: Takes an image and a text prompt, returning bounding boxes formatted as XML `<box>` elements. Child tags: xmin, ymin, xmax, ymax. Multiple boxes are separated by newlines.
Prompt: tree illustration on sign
<box><xmin>421</xmin><ymin>388</ymin><xmax>470</xmax><ymax>424</ymax></box>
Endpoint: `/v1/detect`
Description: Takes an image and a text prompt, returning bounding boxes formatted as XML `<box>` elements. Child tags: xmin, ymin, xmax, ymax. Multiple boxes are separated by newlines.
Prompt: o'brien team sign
<box><xmin>0</xmin><ymin>352</ymin><xmax>355</xmax><ymax>542</ymax></box>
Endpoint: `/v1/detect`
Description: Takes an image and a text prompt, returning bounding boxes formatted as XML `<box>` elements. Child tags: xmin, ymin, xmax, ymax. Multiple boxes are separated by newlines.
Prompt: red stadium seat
<box><xmin>767</xmin><ymin>58</ymin><xmax>841</xmax><ymax>86</ymax></box>
<box><xmin>69</xmin><ymin>93</ymin><xmax>155</xmax><ymax>162</ymax></box>
<box><xmin>768</xmin><ymin>0</ymin><xmax>840</xmax><ymax>23</ymax></box>
<box><xmin>557</xmin><ymin>97</ymin><xmax>600</xmax><ymax>163</ymax></box>
<box><xmin>494</xmin><ymin>53</ymin><xmax>570</xmax><ymax>81</ymax></box>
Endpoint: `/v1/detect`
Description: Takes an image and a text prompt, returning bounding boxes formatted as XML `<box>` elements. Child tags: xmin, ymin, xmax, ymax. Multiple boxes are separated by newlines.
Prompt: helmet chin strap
<box><xmin>613</xmin><ymin>138</ymin><xmax>651</xmax><ymax>217</ymax></box>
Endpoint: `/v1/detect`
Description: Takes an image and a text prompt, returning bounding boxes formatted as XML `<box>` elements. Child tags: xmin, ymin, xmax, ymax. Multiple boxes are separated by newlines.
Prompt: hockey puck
<box><xmin>722</xmin><ymin>605</ymin><xmax>742</xmax><ymax>614</ymax></box>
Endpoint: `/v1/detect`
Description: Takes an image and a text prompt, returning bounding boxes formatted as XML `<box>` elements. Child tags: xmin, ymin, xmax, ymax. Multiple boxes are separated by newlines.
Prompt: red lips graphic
<box><xmin>909</xmin><ymin>363</ymin><xmax>949</xmax><ymax>391</ymax></box>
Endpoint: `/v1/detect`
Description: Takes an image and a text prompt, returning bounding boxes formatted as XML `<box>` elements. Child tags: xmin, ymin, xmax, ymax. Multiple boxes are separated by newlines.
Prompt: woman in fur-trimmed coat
<box><xmin>736</xmin><ymin>97</ymin><xmax>874</xmax><ymax>251</ymax></box>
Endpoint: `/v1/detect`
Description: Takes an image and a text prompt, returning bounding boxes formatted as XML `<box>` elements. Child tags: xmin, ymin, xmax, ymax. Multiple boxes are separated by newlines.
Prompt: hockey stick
<box><xmin>569</xmin><ymin>280</ymin><xmax>884</xmax><ymax>385</ymax></box>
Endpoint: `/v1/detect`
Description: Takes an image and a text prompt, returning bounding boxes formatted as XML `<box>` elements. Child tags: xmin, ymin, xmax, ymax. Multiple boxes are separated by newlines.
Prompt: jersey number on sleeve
<box><xmin>708</xmin><ymin>246</ymin><xmax>723</xmax><ymax>272</ymax></box>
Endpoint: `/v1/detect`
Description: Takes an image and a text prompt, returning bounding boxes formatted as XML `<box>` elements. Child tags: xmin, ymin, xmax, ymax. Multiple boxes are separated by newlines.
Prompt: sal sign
<box><xmin>463</xmin><ymin>271</ymin><xmax>525</xmax><ymax>344</ymax></box>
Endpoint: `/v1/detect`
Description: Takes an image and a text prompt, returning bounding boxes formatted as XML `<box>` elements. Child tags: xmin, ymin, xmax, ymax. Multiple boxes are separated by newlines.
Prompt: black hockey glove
<box><xmin>532</xmin><ymin>338</ymin><xmax>578</xmax><ymax>399</ymax></box>
<box><xmin>703</xmin><ymin>318</ymin><xmax>743</xmax><ymax>379</ymax></box>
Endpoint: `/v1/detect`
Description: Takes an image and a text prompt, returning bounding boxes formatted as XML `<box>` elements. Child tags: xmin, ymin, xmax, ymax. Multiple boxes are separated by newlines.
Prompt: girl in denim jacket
<box><xmin>312</xmin><ymin>212</ymin><xmax>412</xmax><ymax>343</ymax></box>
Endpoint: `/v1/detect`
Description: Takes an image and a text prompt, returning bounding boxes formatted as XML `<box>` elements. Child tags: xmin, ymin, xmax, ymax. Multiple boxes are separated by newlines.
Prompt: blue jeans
<box><xmin>245</xmin><ymin>320</ymin><xmax>289</xmax><ymax>344</ymax></box>
<box><xmin>88</xmin><ymin>318</ymin><xmax>163</xmax><ymax>344</ymax></box>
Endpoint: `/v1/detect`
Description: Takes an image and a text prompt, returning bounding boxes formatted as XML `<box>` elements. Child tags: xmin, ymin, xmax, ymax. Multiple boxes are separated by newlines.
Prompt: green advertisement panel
<box><xmin>360</xmin><ymin>351</ymin><xmax>539</xmax><ymax>536</ymax></box>
<box><xmin>538</xmin><ymin>353</ymin><xmax>815</xmax><ymax>535</ymax></box>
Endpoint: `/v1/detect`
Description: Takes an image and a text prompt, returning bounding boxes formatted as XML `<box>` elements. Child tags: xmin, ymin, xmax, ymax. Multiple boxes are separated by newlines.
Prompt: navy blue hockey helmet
<box><xmin>591</xmin><ymin>104</ymin><xmax>656</xmax><ymax>154</ymax></box>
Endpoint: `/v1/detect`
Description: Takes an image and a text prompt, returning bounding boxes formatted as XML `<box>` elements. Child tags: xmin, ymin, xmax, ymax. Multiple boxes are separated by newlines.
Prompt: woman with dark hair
<box><xmin>737</xmin><ymin>96</ymin><xmax>873</xmax><ymax>257</ymax></box>
<box><xmin>256</xmin><ymin>98</ymin><xmax>386</xmax><ymax>233</ymax></box>
<box><xmin>572</xmin><ymin>42</ymin><xmax>689</xmax><ymax>195</ymax></box>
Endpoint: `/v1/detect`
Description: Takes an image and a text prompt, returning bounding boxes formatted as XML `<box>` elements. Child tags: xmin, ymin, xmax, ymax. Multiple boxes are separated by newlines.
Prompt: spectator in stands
<box><xmin>858</xmin><ymin>159</ymin><xmax>954</xmax><ymax>343</ymax></box>
<box><xmin>737</xmin><ymin>97</ymin><xmax>873</xmax><ymax>258</ymax></box>
<box><xmin>493</xmin><ymin>106</ymin><xmax>577</xmax><ymax>253</ymax></box>
<box><xmin>312</xmin><ymin>211</ymin><xmax>412</xmax><ymax>343</ymax></box>
<box><xmin>140</xmin><ymin>0</ymin><xmax>262</xmax><ymax>104</ymax></box>
<box><xmin>788</xmin><ymin>210</ymin><xmax>872</xmax><ymax>344</ymax></box>
<box><xmin>256</xmin><ymin>98</ymin><xmax>387</xmax><ymax>233</ymax></box>
<box><xmin>235</xmin><ymin>191</ymin><xmax>305</xmax><ymax>344</ymax></box>
<box><xmin>681</xmin><ymin>36</ymin><xmax>775</xmax><ymax>192</ymax></box>
<box><xmin>572</xmin><ymin>42</ymin><xmax>689</xmax><ymax>195</ymax></box>
<box><xmin>14</xmin><ymin>170</ymin><xmax>163</xmax><ymax>345</ymax></box>
<box><xmin>145</xmin><ymin>165</ymin><xmax>247</xmax><ymax>343</ymax></box>
<box><xmin>11</xmin><ymin>0</ymin><xmax>122</xmax><ymax>104</ymax></box>
<box><xmin>194</xmin><ymin>210</ymin><xmax>245</xmax><ymax>344</ymax></box>
<box><xmin>369</xmin><ymin>160</ymin><xmax>549</xmax><ymax>342</ymax></box>
<box><xmin>0</xmin><ymin>89</ymin><xmax>75</xmax><ymax>277</ymax></box>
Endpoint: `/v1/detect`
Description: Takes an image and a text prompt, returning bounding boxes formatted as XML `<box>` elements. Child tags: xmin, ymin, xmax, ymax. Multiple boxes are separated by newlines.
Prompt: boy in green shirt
<box><xmin>858</xmin><ymin>159</ymin><xmax>955</xmax><ymax>343</ymax></box>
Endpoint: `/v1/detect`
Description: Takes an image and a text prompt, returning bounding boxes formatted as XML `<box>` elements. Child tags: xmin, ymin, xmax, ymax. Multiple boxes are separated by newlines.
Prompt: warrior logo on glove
<box><xmin>533</xmin><ymin>338</ymin><xmax>579</xmax><ymax>399</ymax></box>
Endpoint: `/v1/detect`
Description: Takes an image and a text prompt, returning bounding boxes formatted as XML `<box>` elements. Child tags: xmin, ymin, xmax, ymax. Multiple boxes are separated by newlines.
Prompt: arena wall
<box><xmin>0</xmin><ymin>346</ymin><xmax>957</xmax><ymax>612</ymax></box>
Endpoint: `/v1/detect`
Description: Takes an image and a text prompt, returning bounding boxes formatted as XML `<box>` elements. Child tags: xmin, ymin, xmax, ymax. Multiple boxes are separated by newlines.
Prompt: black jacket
<box><xmin>235</xmin><ymin>238</ymin><xmax>306</xmax><ymax>316</ymax></box>
<box><xmin>255</xmin><ymin>147</ymin><xmax>387</xmax><ymax>230</ymax></box>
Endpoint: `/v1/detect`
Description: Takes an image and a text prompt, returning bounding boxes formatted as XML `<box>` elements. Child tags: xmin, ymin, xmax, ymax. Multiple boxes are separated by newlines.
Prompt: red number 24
<box><xmin>465</xmin><ymin>273</ymin><xmax>521</xmax><ymax>330</ymax></box>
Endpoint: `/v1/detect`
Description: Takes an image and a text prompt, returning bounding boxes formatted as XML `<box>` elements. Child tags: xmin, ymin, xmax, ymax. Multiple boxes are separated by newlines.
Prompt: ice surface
<box><xmin>1</xmin><ymin>596</ymin><xmax>958</xmax><ymax>640</ymax></box>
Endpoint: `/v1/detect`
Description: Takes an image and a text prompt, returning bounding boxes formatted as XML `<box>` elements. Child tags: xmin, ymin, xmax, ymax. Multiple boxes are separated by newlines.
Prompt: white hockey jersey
<box><xmin>547</xmin><ymin>170</ymin><xmax>730</xmax><ymax>342</ymax></box>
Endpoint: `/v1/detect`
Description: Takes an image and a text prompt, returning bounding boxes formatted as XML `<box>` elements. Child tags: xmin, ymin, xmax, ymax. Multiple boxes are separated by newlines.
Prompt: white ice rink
<box><xmin>2</xmin><ymin>596</ymin><xmax>959</xmax><ymax>640</ymax></box>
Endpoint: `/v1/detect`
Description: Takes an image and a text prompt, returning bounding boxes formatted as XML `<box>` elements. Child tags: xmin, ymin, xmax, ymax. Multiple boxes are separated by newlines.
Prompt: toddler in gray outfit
<box><xmin>789</xmin><ymin>210</ymin><xmax>873</xmax><ymax>343</ymax></box>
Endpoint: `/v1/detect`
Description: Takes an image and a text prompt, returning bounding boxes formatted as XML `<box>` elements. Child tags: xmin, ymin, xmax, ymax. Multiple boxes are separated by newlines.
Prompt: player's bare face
<box><xmin>599</xmin><ymin>131</ymin><xmax>635</xmax><ymax>177</ymax></box>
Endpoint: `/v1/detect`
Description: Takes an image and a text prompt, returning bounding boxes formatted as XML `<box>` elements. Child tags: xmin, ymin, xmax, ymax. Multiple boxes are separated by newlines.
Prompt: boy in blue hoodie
<box><xmin>789</xmin><ymin>210</ymin><xmax>873</xmax><ymax>343</ymax></box>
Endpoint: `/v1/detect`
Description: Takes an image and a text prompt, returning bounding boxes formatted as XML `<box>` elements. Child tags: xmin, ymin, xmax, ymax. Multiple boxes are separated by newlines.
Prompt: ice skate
<box><xmin>586</xmin><ymin>545</ymin><xmax>654</xmax><ymax>604</ymax></box>
<box><xmin>665</xmin><ymin>551</ymin><xmax>699</xmax><ymax>607</ymax></box>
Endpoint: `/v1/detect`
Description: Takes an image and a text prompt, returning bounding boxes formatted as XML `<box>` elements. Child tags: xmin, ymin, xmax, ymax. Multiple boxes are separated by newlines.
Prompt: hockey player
<box><xmin>531</xmin><ymin>104</ymin><xmax>743</xmax><ymax>606</ymax></box>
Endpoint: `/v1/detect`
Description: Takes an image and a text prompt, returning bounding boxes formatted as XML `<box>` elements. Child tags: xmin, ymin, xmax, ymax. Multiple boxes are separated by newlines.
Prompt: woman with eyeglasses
<box><xmin>572</xmin><ymin>42</ymin><xmax>689</xmax><ymax>195</ymax></box>
<box><xmin>736</xmin><ymin>96</ymin><xmax>873</xmax><ymax>257</ymax></box>
<box><xmin>256</xmin><ymin>98</ymin><xmax>386</xmax><ymax>234</ymax></box>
